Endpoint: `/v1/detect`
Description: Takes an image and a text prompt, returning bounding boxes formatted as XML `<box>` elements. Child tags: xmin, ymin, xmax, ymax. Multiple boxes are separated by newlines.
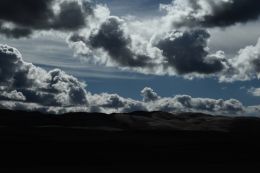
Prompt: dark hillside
<box><xmin>0</xmin><ymin>109</ymin><xmax>259</xmax><ymax>170</ymax></box>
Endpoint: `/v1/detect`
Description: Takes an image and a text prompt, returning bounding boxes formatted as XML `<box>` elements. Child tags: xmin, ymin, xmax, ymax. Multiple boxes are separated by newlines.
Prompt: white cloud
<box><xmin>0</xmin><ymin>44</ymin><xmax>88</xmax><ymax>107</ymax></box>
<box><xmin>220</xmin><ymin>38</ymin><xmax>260</xmax><ymax>82</ymax></box>
<box><xmin>248</xmin><ymin>88</ymin><xmax>260</xmax><ymax>97</ymax></box>
<box><xmin>141</xmin><ymin>87</ymin><xmax>161</xmax><ymax>102</ymax></box>
<box><xmin>0</xmin><ymin>90</ymin><xmax>26</xmax><ymax>101</ymax></box>
<box><xmin>144</xmin><ymin>95</ymin><xmax>245</xmax><ymax>116</ymax></box>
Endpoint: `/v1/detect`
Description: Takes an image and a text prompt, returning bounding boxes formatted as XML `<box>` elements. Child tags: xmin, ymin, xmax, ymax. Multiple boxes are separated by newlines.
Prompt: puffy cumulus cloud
<box><xmin>0</xmin><ymin>44</ymin><xmax>37</xmax><ymax>88</ymax></box>
<box><xmin>161</xmin><ymin>0</ymin><xmax>260</xmax><ymax>28</ymax></box>
<box><xmin>141</xmin><ymin>87</ymin><xmax>160</xmax><ymax>102</ymax></box>
<box><xmin>88</xmin><ymin>87</ymin><xmax>247</xmax><ymax>115</ymax></box>
<box><xmin>0</xmin><ymin>0</ymin><xmax>93</xmax><ymax>38</ymax></box>
<box><xmin>146</xmin><ymin>95</ymin><xmax>245</xmax><ymax>115</ymax></box>
<box><xmin>68</xmin><ymin>16</ymin><xmax>163</xmax><ymax>74</ymax></box>
<box><xmin>248</xmin><ymin>88</ymin><xmax>260</xmax><ymax>97</ymax></box>
<box><xmin>0</xmin><ymin>44</ymin><xmax>88</xmax><ymax>107</ymax></box>
<box><xmin>88</xmin><ymin>17</ymin><xmax>152</xmax><ymax>68</ymax></box>
<box><xmin>220</xmin><ymin>38</ymin><xmax>260</xmax><ymax>82</ymax></box>
<box><xmin>68</xmin><ymin>7</ymin><xmax>260</xmax><ymax>81</ymax></box>
<box><xmin>68</xmin><ymin>15</ymin><xmax>226</xmax><ymax>77</ymax></box>
<box><xmin>155</xmin><ymin>29</ymin><xmax>227</xmax><ymax>75</ymax></box>
<box><xmin>0</xmin><ymin>90</ymin><xmax>26</xmax><ymax>101</ymax></box>
<box><xmin>88</xmin><ymin>93</ymin><xmax>147</xmax><ymax>114</ymax></box>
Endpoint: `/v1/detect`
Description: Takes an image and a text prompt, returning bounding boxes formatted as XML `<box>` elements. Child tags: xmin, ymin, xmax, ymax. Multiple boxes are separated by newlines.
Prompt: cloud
<box><xmin>0</xmin><ymin>90</ymin><xmax>26</xmax><ymax>101</ymax></box>
<box><xmin>68</xmin><ymin>8</ymin><xmax>260</xmax><ymax>81</ymax></box>
<box><xmin>68</xmin><ymin>16</ymin><xmax>159</xmax><ymax>70</ymax></box>
<box><xmin>161</xmin><ymin>0</ymin><xmax>260</xmax><ymax>28</ymax></box>
<box><xmin>1</xmin><ymin>0</ymin><xmax>259</xmax><ymax>82</ymax></box>
<box><xmin>0</xmin><ymin>1</ymin><xmax>259</xmax><ymax>116</ymax></box>
<box><xmin>69</xmin><ymin>15</ymin><xmax>226</xmax><ymax>77</ymax></box>
<box><xmin>155</xmin><ymin>29</ymin><xmax>226</xmax><ymax>75</ymax></box>
<box><xmin>88</xmin><ymin>16</ymin><xmax>152</xmax><ymax>67</ymax></box>
<box><xmin>201</xmin><ymin>0</ymin><xmax>260</xmax><ymax>27</ymax></box>
<box><xmin>0</xmin><ymin>44</ymin><xmax>34</xmax><ymax>88</ymax></box>
<box><xmin>0</xmin><ymin>23</ymin><xmax>32</xmax><ymax>39</ymax></box>
<box><xmin>0</xmin><ymin>44</ymin><xmax>88</xmax><ymax>107</ymax></box>
<box><xmin>248</xmin><ymin>88</ymin><xmax>260</xmax><ymax>97</ymax></box>
<box><xmin>0</xmin><ymin>44</ymin><xmax>254</xmax><ymax>115</ymax></box>
<box><xmin>88</xmin><ymin>93</ymin><xmax>147</xmax><ymax>113</ymax></box>
<box><xmin>65</xmin><ymin>0</ymin><xmax>260</xmax><ymax>82</ymax></box>
<box><xmin>3</xmin><ymin>0</ymin><xmax>259</xmax><ymax>38</ymax></box>
<box><xmin>220</xmin><ymin>38</ymin><xmax>260</xmax><ymax>82</ymax></box>
<box><xmin>0</xmin><ymin>0</ymin><xmax>93</xmax><ymax>38</ymax></box>
<box><xmin>246</xmin><ymin>105</ymin><xmax>260</xmax><ymax>116</ymax></box>
<box><xmin>143</xmin><ymin>91</ymin><xmax>245</xmax><ymax>116</ymax></box>
<box><xmin>66</xmin><ymin>1</ymin><xmax>237</xmax><ymax>80</ymax></box>
<box><xmin>141</xmin><ymin>87</ymin><xmax>160</xmax><ymax>102</ymax></box>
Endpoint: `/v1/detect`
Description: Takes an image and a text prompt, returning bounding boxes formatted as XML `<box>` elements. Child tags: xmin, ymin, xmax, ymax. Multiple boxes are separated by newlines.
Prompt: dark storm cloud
<box><xmin>52</xmin><ymin>1</ymin><xmax>92</xmax><ymax>30</ymax></box>
<box><xmin>156</xmin><ymin>29</ymin><xmax>225</xmax><ymax>74</ymax></box>
<box><xmin>65</xmin><ymin>0</ymin><xmax>260</xmax><ymax>80</ymax></box>
<box><xmin>201</xmin><ymin>0</ymin><xmax>260</xmax><ymax>27</ymax></box>
<box><xmin>0</xmin><ymin>23</ymin><xmax>32</xmax><ymax>39</ymax></box>
<box><xmin>0</xmin><ymin>0</ymin><xmax>54</xmax><ymax>26</ymax></box>
<box><xmin>252</xmin><ymin>58</ymin><xmax>260</xmax><ymax>73</ymax></box>
<box><xmin>166</xmin><ymin>0</ymin><xmax>260</xmax><ymax>28</ymax></box>
<box><xmin>70</xmin><ymin>16</ymin><xmax>226</xmax><ymax>76</ymax></box>
<box><xmin>89</xmin><ymin>17</ymin><xmax>151</xmax><ymax>67</ymax></box>
<box><xmin>0</xmin><ymin>0</ymin><xmax>93</xmax><ymax>38</ymax></box>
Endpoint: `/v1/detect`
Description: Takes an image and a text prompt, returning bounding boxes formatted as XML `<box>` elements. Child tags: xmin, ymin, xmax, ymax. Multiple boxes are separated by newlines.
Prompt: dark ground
<box><xmin>0</xmin><ymin>109</ymin><xmax>260</xmax><ymax>171</ymax></box>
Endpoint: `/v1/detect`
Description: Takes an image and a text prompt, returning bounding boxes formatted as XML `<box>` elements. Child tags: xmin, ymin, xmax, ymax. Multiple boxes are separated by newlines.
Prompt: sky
<box><xmin>0</xmin><ymin>0</ymin><xmax>260</xmax><ymax>116</ymax></box>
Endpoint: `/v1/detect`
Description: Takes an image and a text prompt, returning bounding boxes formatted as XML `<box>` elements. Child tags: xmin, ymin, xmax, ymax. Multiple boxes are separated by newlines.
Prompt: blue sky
<box><xmin>1</xmin><ymin>0</ymin><xmax>259</xmax><ymax>107</ymax></box>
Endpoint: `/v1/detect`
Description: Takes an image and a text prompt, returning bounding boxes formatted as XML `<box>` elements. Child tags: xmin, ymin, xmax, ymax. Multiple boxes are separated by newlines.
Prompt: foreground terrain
<box><xmin>0</xmin><ymin>109</ymin><xmax>260</xmax><ymax>170</ymax></box>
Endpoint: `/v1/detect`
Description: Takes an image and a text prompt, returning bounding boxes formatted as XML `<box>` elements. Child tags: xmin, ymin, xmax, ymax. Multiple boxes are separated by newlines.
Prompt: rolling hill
<box><xmin>0</xmin><ymin>109</ymin><xmax>260</xmax><ymax>169</ymax></box>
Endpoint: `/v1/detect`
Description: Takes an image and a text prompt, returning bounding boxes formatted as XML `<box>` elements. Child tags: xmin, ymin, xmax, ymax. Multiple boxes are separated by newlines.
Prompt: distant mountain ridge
<box><xmin>1</xmin><ymin>109</ymin><xmax>260</xmax><ymax>167</ymax></box>
<box><xmin>1</xmin><ymin>109</ymin><xmax>260</xmax><ymax>132</ymax></box>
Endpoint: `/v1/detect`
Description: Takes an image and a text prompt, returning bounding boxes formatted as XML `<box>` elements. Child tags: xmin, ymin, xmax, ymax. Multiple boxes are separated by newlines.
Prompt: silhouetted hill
<box><xmin>0</xmin><ymin>109</ymin><xmax>260</xmax><ymax>170</ymax></box>
<box><xmin>0</xmin><ymin>109</ymin><xmax>260</xmax><ymax>132</ymax></box>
